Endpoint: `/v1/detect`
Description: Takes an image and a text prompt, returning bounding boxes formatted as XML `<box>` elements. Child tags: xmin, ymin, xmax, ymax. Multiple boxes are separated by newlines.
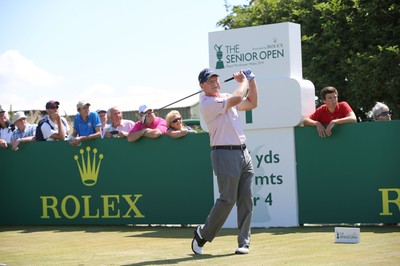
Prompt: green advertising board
<box><xmin>295</xmin><ymin>121</ymin><xmax>400</xmax><ymax>224</ymax></box>
<box><xmin>1</xmin><ymin>122</ymin><xmax>399</xmax><ymax>226</ymax></box>
<box><xmin>0</xmin><ymin>134</ymin><xmax>214</xmax><ymax>225</ymax></box>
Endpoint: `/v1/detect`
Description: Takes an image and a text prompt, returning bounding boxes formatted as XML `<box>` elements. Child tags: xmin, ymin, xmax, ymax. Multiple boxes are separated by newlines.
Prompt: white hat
<box><xmin>12</xmin><ymin>111</ymin><xmax>27</xmax><ymax>124</ymax></box>
<box><xmin>96</xmin><ymin>109</ymin><xmax>107</xmax><ymax>114</ymax></box>
<box><xmin>76</xmin><ymin>100</ymin><xmax>91</xmax><ymax>110</ymax></box>
<box><xmin>138</xmin><ymin>104</ymin><xmax>152</xmax><ymax>114</ymax></box>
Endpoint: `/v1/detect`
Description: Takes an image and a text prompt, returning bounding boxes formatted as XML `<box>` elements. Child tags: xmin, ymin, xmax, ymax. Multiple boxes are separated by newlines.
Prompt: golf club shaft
<box><xmin>157</xmin><ymin>76</ymin><xmax>235</xmax><ymax>110</ymax></box>
<box><xmin>157</xmin><ymin>90</ymin><xmax>202</xmax><ymax>110</ymax></box>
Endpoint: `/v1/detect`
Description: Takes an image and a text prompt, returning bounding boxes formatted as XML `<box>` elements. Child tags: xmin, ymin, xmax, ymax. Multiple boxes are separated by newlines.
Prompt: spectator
<box><xmin>0</xmin><ymin>106</ymin><xmax>14</xmax><ymax>149</ymax></box>
<box><xmin>96</xmin><ymin>109</ymin><xmax>108</xmax><ymax>138</ymax></box>
<box><xmin>69</xmin><ymin>100</ymin><xmax>101</xmax><ymax>146</ymax></box>
<box><xmin>127</xmin><ymin>105</ymin><xmax>167</xmax><ymax>142</ymax></box>
<box><xmin>165</xmin><ymin>110</ymin><xmax>196</xmax><ymax>138</ymax></box>
<box><xmin>371</xmin><ymin>102</ymin><xmax>391</xmax><ymax>121</ymax></box>
<box><xmin>38</xmin><ymin>100</ymin><xmax>69</xmax><ymax>141</ymax></box>
<box><xmin>303</xmin><ymin>86</ymin><xmax>357</xmax><ymax>138</ymax></box>
<box><xmin>10</xmin><ymin>111</ymin><xmax>37</xmax><ymax>151</ymax></box>
<box><xmin>191</xmin><ymin>68</ymin><xmax>258</xmax><ymax>255</ymax></box>
<box><xmin>104</xmin><ymin>106</ymin><xmax>135</xmax><ymax>138</ymax></box>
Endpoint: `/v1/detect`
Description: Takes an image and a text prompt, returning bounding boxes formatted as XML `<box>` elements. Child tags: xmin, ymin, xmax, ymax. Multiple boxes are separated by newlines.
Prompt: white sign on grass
<box><xmin>335</xmin><ymin>227</ymin><xmax>360</xmax><ymax>244</ymax></box>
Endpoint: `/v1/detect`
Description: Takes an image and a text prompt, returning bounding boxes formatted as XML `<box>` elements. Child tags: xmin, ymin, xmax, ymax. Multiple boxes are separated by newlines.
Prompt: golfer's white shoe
<box><xmin>191</xmin><ymin>225</ymin><xmax>206</xmax><ymax>255</ymax></box>
<box><xmin>235</xmin><ymin>245</ymin><xmax>250</xmax><ymax>254</ymax></box>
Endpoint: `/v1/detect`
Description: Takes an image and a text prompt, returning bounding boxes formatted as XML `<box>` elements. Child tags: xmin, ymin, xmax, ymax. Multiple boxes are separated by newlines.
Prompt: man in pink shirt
<box><xmin>127</xmin><ymin>105</ymin><xmax>167</xmax><ymax>142</ymax></box>
<box><xmin>104</xmin><ymin>106</ymin><xmax>135</xmax><ymax>138</ymax></box>
<box><xmin>303</xmin><ymin>86</ymin><xmax>357</xmax><ymax>138</ymax></box>
<box><xmin>191</xmin><ymin>68</ymin><xmax>258</xmax><ymax>256</ymax></box>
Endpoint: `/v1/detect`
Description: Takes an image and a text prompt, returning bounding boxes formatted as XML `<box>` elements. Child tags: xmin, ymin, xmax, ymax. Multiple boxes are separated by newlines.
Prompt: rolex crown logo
<box><xmin>74</xmin><ymin>146</ymin><xmax>104</xmax><ymax>186</ymax></box>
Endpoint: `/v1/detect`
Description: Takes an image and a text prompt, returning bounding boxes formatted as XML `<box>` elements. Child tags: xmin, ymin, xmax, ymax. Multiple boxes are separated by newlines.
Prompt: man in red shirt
<box><xmin>303</xmin><ymin>86</ymin><xmax>357</xmax><ymax>138</ymax></box>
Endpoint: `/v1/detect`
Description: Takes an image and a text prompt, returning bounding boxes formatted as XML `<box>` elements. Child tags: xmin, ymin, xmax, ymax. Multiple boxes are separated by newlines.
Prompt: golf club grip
<box><xmin>224</xmin><ymin>77</ymin><xmax>234</xmax><ymax>83</ymax></box>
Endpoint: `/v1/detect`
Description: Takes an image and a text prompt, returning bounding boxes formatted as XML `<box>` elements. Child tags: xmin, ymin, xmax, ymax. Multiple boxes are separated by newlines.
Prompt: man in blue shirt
<box><xmin>69</xmin><ymin>100</ymin><xmax>101</xmax><ymax>146</ymax></box>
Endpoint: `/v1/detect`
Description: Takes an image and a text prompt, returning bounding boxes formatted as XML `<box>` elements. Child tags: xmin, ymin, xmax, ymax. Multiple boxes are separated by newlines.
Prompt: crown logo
<box><xmin>74</xmin><ymin>146</ymin><xmax>104</xmax><ymax>186</ymax></box>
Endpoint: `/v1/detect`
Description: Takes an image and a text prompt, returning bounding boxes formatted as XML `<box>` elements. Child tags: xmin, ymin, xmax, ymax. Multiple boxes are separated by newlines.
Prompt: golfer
<box><xmin>191</xmin><ymin>68</ymin><xmax>258</xmax><ymax>255</ymax></box>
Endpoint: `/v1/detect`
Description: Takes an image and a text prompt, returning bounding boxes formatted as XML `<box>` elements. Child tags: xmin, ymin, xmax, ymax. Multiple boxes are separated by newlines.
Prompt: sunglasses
<box><xmin>378</xmin><ymin>111</ymin><xmax>391</xmax><ymax>117</ymax></box>
<box><xmin>171</xmin><ymin>117</ymin><xmax>182</xmax><ymax>123</ymax></box>
<box><xmin>50</xmin><ymin>106</ymin><xmax>59</xmax><ymax>109</ymax></box>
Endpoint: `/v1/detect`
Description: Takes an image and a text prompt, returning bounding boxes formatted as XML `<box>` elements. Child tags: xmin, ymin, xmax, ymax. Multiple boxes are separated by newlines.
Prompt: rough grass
<box><xmin>0</xmin><ymin>225</ymin><xmax>399</xmax><ymax>265</ymax></box>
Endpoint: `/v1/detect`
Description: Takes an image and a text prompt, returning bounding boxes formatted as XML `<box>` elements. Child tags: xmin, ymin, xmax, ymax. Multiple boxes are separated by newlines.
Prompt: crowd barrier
<box><xmin>295</xmin><ymin>120</ymin><xmax>400</xmax><ymax>224</ymax></box>
<box><xmin>0</xmin><ymin>134</ymin><xmax>214</xmax><ymax>225</ymax></box>
<box><xmin>1</xmin><ymin>121</ymin><xmax>399</xmax><ymax>225</ymax></box>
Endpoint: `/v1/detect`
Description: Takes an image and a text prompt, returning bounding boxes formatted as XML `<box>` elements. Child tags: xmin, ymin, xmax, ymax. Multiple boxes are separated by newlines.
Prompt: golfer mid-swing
<box><xmin>191</xmin><ymin>68</ymin><xmax>259</xmax><ymax>255</ymax></box>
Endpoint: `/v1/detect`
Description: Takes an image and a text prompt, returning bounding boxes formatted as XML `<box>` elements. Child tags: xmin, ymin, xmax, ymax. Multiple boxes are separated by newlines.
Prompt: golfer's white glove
<box><xmin>242</xmin><ymin>69</ymin><xmax>255</xmax><ymax>81</ymax></box>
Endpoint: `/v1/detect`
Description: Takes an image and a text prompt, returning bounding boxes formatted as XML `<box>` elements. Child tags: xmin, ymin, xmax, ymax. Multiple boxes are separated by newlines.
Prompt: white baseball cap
<box><xmin>138</xmin><ymin>104</ymin><xmax>152</xmax><ymax>114</ymax></box>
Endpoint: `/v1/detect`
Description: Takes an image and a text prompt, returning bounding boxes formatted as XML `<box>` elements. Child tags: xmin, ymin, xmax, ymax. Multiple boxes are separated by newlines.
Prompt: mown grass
<box><xmin>0</xmin><ymin>225</ymin><xmax>399</xmax><ymax>266</ymax></box>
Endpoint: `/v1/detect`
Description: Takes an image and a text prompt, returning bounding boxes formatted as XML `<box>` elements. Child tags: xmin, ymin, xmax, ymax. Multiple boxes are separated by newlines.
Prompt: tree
<box><xmin>220</xmin><ymin>0</ymin><xmax>400</xmax><ymax>120</ymax></box>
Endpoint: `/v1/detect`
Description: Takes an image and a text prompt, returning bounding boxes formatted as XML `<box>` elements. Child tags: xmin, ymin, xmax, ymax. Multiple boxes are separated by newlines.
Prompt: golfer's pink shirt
<box><xmin>200</xmin><ymin>93</ymin><xmax>246</xmax><ymax>146</ymax></box>
<box><xmin>129</xmin><ymin>117</ymin><xmax>167</xmax><ymax>134</ymax></box>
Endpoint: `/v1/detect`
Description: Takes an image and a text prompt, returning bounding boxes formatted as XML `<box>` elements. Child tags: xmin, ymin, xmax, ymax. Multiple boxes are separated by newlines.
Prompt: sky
<box><xmin>0</xmin><ymin>0</ymin><xmax>248</xmax><ymax>116</ymax></box>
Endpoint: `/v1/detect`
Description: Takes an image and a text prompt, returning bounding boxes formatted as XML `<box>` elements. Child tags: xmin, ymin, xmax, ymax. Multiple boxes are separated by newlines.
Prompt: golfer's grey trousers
<box><xmin>201</xmin><ymin>147</ymin><xmax>254</xmax><ymax>248</ymax></box>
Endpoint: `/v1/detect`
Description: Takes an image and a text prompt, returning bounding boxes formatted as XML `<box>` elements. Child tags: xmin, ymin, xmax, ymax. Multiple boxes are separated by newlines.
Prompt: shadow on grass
<box><xmin>0</xmin><ymin>224</ymin><xmax>398</xmax><ymax>238</ymax></box>
<box><xmin>123</xmin><ymin>253</ymin><xmax>235</xmax><ymax>266</ymax></box>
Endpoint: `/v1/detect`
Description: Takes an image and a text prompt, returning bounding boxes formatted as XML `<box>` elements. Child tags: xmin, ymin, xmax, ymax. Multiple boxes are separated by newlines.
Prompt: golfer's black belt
<box><xmin>211</xmin><ymin>144</ymin><xmax>246</xmax><ymax>151</ymax></box>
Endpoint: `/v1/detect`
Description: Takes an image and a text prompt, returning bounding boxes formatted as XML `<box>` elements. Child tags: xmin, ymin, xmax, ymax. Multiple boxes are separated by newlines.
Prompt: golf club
<box><xmin>224</xmin><ymin>77</ymin><xmax>234</xmax><ymax>82</ymax></box>
<box><xmin>156</xmin><ymin>76</ymin><xmax>235</xmax><ymax>111</ymax></box>
<box><xmin>143</xmin><ymin>90</ymin><xmax>202</xmax><ymax>124</ymax></box>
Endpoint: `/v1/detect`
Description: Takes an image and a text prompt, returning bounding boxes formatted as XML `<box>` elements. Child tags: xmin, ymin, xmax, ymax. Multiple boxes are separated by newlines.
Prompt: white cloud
<box><xmin>0</xmin><ymin>50</ymin><xmax>199</xmax><ymax>115</ymax></box>
<box><xmin>79</xmin><ymin>83</ymin><xmax>115</xmax><ymax>99</ymax></box>
<box><xmin>0</xmin><ymin>50</ymin><xmax>62</xmax><ymax>88</ymax></box>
